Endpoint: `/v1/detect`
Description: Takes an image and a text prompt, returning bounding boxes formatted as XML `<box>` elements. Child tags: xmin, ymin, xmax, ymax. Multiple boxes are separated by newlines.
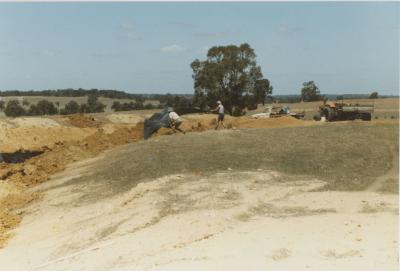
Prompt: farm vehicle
<box><xmin>318</xmin><ymin>101</ymin><xmax>374</xmax><ymax>121</ymax></box>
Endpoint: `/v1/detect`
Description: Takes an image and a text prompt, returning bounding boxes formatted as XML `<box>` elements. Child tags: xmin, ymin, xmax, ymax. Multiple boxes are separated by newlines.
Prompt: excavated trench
<box><xmin>0</xmin><ymin>151</ymin><xmax>44</xmax><ymax>164</ymax></box>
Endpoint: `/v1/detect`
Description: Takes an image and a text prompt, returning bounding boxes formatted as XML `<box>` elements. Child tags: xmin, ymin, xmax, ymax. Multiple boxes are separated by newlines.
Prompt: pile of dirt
<box><xmin>0</xmin><ymin>126</ymin><xmax>96</xmax><ymax>153</ymax></box>
<box><xmin>65</xmin><ymin>114</ymin><xmax>103</xmax><ymax>128</ymax></box>
<box><xmin>106</xmin><ymin>113</ymin><xmax>151</xmax><ymax>125</ymax></box>
<box><xmin>153</xmin><ymin>115</ymin><xmax>309</xmax><ymax>137</ymax></box>
<box><xmin>0</xmin><ymin>113</ymin><xmax>313</xmax><ymax>247</ymax></box>
<box><xmin>0</xmin><ymin>191</ymin><xmax>38</xmax><ymax>248</ymax></box>
<box><xmin>231</xmin><ymin>115</ymin><xmax>309</xmax><ymax>128</ymax></box>
<box><xmin>10</xmin><ymin>117</ymin><xmax>60</xmax><ymax>128</ymax></box>
<box><xmin>0</xmin><ymin>121</ymin><xmax>145</xmax><ymax>247</ymax></box>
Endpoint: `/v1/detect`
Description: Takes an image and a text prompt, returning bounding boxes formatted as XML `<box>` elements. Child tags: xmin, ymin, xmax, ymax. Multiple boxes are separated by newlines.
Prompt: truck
<box><xmin>318</xmin><ymin>101</ymin><xmax>374</xmax><ymax>121</ymax></box>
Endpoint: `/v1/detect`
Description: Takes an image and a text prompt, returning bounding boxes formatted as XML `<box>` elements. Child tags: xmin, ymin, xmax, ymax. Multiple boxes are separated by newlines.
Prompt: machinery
<box><xmin>251</xmin><ymin>105</ymin><xmax>305</xmax><ymax>119</ymax></box>
<box><xmin>318</xmin><ymin>101</ymin><xmax>374</xmax><ymax>121</ymax></box>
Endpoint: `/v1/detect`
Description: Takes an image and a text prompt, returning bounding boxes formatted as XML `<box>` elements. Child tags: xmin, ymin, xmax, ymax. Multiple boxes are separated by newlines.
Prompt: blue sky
<box><xmin>0</xmin><ymin>2</ymin><xmax>398</xmax><ymax>95</ymax></box>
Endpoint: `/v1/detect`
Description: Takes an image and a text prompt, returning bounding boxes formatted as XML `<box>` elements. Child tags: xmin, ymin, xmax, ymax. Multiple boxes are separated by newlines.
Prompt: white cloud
<box><xmin>160</xmin><ymin>45</ymin><xmax>185</xmax><ymax>53</ymax></box>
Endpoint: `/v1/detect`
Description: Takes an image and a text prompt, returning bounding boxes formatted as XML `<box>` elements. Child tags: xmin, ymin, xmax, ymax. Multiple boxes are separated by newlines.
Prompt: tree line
<box><xmin>0</xmin><ymin>89</ymin><xmax>140</xmax><ymax>99</ymax></box>
<box><xmin>0</xmin><ymin>94</ymin><xmax>109</xmax><ymax>117</ymax></box>
<box><xmin>0</xmin><ymin>93</ymin><xmax>198</xmax><ymax>117</ymax></box>
<box><xmin>0</xmin><ymin>94</ymin><xmax>114</xmax><ymax>117</ymax></box>
<box><xmin>0</xmin><ymin>89</ymin><xmax>195</xmax><ymax>106</ymax></box>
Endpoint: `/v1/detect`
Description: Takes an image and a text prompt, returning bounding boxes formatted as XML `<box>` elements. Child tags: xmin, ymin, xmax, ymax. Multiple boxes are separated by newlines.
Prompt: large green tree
<box><xmin>191</xmin><ymin>43</ymin><xmax>272</xmax><ymax>115</ymax></box>
<box><xmin>301</xmin><ymin>81</ymin><xmax>322</xmax><ymax>102</ymax></box>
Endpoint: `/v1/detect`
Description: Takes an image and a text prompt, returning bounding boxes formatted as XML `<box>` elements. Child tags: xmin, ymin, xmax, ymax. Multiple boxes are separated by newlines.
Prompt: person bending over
<box><xmin>168</xmin><ymin>107</ymin><xmax>185</xmax><ymax>134</ymax></box>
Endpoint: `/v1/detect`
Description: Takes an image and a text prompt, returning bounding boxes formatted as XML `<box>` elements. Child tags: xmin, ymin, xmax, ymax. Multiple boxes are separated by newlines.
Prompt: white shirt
<box><xmin>217</xmin><ymin>104</ymin><xmax>224</xmax><ymax>114</ymax></box>
<box><xmin>169</xmin><ymin>111</ymin><xmax>181</xmax><ymax>122</ymax></box>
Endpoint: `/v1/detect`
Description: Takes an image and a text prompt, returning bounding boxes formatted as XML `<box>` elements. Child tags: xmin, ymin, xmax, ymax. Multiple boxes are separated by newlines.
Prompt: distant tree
<box><xmin>4</xmin><ymin>100</ymin><xmax>26</xmax><ymax>117</ymax></box>
<box><xmin>173</xmin><ymin>96</ymin><xmax>192</xmax><ymax>109</ymax></box>
<box><xmin>134</xmin><ymin>101</ymin><xmax>144</xmax><ymax>110</ymax></box>
<box><xmin>22</xmin><ymin>99</ymin><xmax>30</xmax><ymax>106</ymax></box>
<box><xmin>31</xmin><ymin>100</ymin><xmax>58</xmax><ymax>115</ymax></box>
<box><xmin>87</xmin><ymin>93</ymin><xmax>98</xmax><ymax>106</ymax></box>
<box><xmin>28</xmin><ymin>104</ymin><xmax>38</xmax><ymax>115</ymax></box>
<box><xmin>336</xmin><ymin>95</ymin><xmax>344</xmax><ymax>101</ymax></box>
<box><xmin>111</xmin><ymin>101</ymin><xmax>122</xmax><ymax>111</ymax></box>
<box><xmin>111</xmin><ymin>101</ymin><xmax>147</xmax><ymax>112</ymax></box>
<box><xmin>144</xmin><ymin>103</ymin><xmax>154</xmax><ymax>110</ymax></box>
<box><xmin>82</xmin><ymin>94</ymin><xmax>106</xmax><ymax>113</ymax></box>
<box><xmin>301</xmin><ymin>81</ymin><xmax>322</xmax><ymax>102</ymax></box>
<box><xmin>80</xmin><ymin>103</ymin><xmax>88</xmax><ymax>113</ymax></box>
<box><xmin>191</xmin><ymin>43</ymin><xmax>272</xmax><ymax>115</ymax></box>
<box><xmin>61</xmin><ymin>100</ymin><xmax>80</xmax><ymax>115</ymax></box>
<box><xmin>369</xmin><ymin>92</ymin><xmax>379</xmax><ymax>99</ymax></box>
<box><xmin>55</xmin><ymin>101</ymin><xmax>60</xmax><ymax>108</ymax></box>
<box><xmin>162</xmin><ymin>93</ymin><xmax>175</xmax><ymax>107</ymax></box>
<box><xmin>135</xmin><ymin>95</ymin><xmax>145</xmax><ymax>104</ymax></box>
<box><xmin>0</xmin><ymin>100</ymin><xmax>5</xmax><ymax>111</ymax></box>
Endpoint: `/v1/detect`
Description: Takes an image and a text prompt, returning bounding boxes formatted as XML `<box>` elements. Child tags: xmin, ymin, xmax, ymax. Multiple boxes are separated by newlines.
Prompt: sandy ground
<box><xmin>0</xmin><ymin>151</ymin><xmax>398</xmax><ymax>270</ymax></box>
<box><xmin>0</xmin><ymin>116</ymin><xmax>95</xmax><ymax>153</ymax></box>
<box><xmin>0</xmin><ymin>113</ymin><xmax>314</xmax><ymax>246</ymax></box>
<box><xmin>0</xmin><ymin>112</ymin><xmax>398</xmax><ymax>270</ymax></box>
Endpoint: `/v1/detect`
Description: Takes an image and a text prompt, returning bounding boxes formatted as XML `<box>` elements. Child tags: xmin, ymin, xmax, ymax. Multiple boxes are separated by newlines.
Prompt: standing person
<box><xmin>212</xmin><ymin>101</ymin><xmax>225</xmax><ymax>130</ymax></box>
<box><xmin>168</xmin><ymin>107</ymin><xmax>185</xmax><ymax>134</ymax></box>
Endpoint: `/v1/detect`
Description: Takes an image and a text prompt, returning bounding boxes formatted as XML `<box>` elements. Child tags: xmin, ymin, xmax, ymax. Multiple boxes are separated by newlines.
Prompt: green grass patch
<box><xmin>66</xmin><ymin>122</ymin><xmax>398</xmax><ymax>202</ymax></box>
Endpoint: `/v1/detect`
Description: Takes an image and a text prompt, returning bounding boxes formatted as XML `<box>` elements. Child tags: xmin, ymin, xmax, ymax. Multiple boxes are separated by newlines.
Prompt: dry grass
<box><xmin>377</xmin><ymin>178</ymin><xmax>399</xmax><ymax>194</ymax></box>
<box><xmin>58</xmin><ymin>120</ymin><xmax>398</xmax><ymax>205</ymax></box>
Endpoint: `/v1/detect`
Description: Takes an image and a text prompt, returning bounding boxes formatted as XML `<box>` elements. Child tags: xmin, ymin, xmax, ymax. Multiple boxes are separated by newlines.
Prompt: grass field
<box><xmin>61</xmin><ymin>121</ymin><xmax>398</xmax><ymax>205</ymax></box>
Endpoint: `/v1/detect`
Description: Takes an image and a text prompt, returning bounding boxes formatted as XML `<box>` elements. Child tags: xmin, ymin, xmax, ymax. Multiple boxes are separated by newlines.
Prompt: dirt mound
<box><xmin>231</xmin><ymin>115</ymin><xmax>308</xmax><ymax>128</ymax></box>
<box><xmin>0</xmin><ymin>126</ymin><xmax>96</xmax><ymax>153</ymax></box>
<box><xmin>0</xmin><ymin>113</ymin><xmax>314</xmax><ymax>247</ymax></box>
<box><xmin>0</xmin><ymin>121</ymin><xmax>146</xmax><ymax>247</ymax></box>
<box><xmin>10</xmin><ymin>117</ymin><xmax>60</xmax><ymax>128</ymax></box>
<box><xmin>153</xmin><ymin>115</ymin><xmax>310</xmax><ymax>137</ymax></box>
<box><xmin>0</xmin><ymin>191</ymin><xmax>38</xmax><ymax>248</ymax></box>
<box><xmin>106</xmin><ymin>113</ymin><xmax>151</xmax><ymax>125</ymax></box>
<box><xmin>65</xmin><ymin>114</ymin><xmax>103</xmax><ymax>128</ymax></box>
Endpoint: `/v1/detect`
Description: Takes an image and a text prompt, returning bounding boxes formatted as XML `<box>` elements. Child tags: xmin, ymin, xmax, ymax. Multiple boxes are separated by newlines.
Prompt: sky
<box><xmin>0</xmin><ymin>2</ymin><xmax>399</xmax><ymax>95</ymax></box>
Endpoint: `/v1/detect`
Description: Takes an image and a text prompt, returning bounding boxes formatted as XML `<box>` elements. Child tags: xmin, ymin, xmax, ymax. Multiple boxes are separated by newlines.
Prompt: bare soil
<box><xmin>0</xmin><ymin>111</ymin><xmax>398</xmax><ymax>263</ymax></box>
<box><xmin>0</xmin><ymin>165</ymin><xmax>397</xmax><ymax>270</ymax></box>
